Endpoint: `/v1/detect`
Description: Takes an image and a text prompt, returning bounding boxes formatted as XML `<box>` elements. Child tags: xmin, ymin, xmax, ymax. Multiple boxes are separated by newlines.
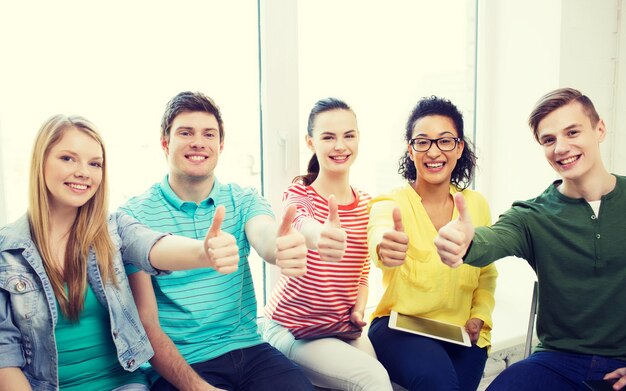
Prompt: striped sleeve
<box><xmin>283</xmin><ymin>183</ymin><xmax>317</xmax><ymax>231</ymax></box>
<box><xmin>265</xmin><ymin>186</ymin><xmax>372</xmax><ymax>338</ymax></box>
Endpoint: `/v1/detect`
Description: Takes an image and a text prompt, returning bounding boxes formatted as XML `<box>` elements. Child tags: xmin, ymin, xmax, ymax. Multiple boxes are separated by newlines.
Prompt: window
<box><xmin>293</xmin><ymin>0</ymin><xmax>477</xmax><ymax>306</ymax></box>
<box><xmin>0</xmin><ymin>1</ymin><xmax>477</xmax><ymax>312</ymax></box>
<box><xmin>0</xmin><ymin>0</ymin><xmax>266</xmax><ymax>306</ymax></box>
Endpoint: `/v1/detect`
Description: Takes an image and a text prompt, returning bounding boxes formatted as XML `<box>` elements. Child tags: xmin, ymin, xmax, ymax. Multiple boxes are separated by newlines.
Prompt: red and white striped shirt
<box><xmin>265</xmin><ymin>183</ymin><xmax>371</xmax><ymax>339</ymax></box>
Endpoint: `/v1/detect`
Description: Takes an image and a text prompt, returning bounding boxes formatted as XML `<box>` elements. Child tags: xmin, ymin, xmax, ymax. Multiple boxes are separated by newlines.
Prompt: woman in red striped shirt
<box><xmin>261</xmin><ymin>98</ymin><xmax>392</xmax><ymax>391</ymax></box>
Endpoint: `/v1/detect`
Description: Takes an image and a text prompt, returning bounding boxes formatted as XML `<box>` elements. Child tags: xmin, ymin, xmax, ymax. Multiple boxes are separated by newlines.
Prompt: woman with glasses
<box><xmin>261</xmin><ymin>98</ymin><xmax>392</xmax><ymax>391</ymax></box>
<box><xmin>367</xmin><ymin>96</ymin><xmax>497</xmax><ymax>391</ymax></box>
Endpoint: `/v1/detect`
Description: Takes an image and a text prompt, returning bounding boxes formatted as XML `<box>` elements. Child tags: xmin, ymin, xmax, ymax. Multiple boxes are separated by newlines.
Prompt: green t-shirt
<box><xmin>465</xmin><ymin>175</ymin><xmax>626</xmax><ymax>360</ymax></box>
<box><xmin>55</xmin><ymin>284</ymin><xmax>148</xmax><ymax>390</ymax></box>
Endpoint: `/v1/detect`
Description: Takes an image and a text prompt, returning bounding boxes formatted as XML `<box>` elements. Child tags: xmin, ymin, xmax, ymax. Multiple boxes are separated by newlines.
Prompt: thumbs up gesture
<box><xmin>318</xmin><ymin>195</ymin><xmax>347</xmax><ymax>263</ymax></box>
<box><xmin>465</xmin><ymin>318</ymin><xmax>484</xmax><ymax>344</ymax></box>
<box><xmin>203</xmin><ymin>205</ymin><xmax>240</xmax><ymax>274</ymax></box>
<box><xmin>275</xmin><ymin>204</ymin><xmax>308</xmax><ymax>277</ymax></box>
<box><xmin>377</xmin><ymin>207</ymin><xmax>409</xmax><ymax>267</ymax></box>
<box><xmin>434</xmin><ymin>193</ymin><xmax>475</xmax><ymax>268</ymax></box>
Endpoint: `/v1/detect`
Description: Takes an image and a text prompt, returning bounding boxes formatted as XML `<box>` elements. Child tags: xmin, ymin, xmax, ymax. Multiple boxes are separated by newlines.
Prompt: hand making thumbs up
<box><xmin>377</xmin><ymin>207</ymin><xmax>409</xmax><ymax>267</ymax></box>
<box><xmin>203</xmin><ymin>205</ymin><xmax>240</xmax><ymax>274</ymax></box>
<box><xmin>434</xmin><ymin>192</ymin><xmax>475</xmax><ymax>268</ymax></box>
<box><xmin>275</xmin><ymin>204</ymin><xmax>308</xmax><ymax>277</ymax></box>
<box><xmin>317</xmin><ymin>195</ymin><xmax>347</xmax><ymax>263</ymax></box>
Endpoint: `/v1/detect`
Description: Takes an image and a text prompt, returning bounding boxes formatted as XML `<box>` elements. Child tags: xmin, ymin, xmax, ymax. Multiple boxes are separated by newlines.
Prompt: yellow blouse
<box><xmin>368</xmin><ymin>184</ymin><xmax>497</xmax><ymax>348</ymax></box>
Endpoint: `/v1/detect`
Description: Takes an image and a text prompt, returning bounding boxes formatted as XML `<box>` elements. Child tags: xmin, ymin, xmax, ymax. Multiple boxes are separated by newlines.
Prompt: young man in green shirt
<box><xmin>435</xmin><ymin>87</ymin><xmax>626</xmax><ymax>390</ymax></box>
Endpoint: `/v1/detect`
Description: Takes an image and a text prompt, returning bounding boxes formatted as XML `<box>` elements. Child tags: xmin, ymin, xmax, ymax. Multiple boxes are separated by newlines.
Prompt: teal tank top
<box><xmin>55</xmin><ymin>284</ymin><xmax>148</xmax><ymax>390</ymax></box>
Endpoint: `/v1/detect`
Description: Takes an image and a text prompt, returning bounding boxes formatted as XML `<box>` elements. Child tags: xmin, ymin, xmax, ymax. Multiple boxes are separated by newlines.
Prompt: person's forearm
<box><xmin>256</xmin><ymin>226</ymin><xmax>279</xmax><ymax>264</ymax></box>
<box><xmin>146</xmin><ymin>325</ymin><xmax>209</xmax><ymax>390</ymax></box>
<box><xmin>257</xmin><ymin>217</ymin><xmax>320</xmax><ymax>262</ymax></box>
<box><xmin>0</xmin><ymin>367</ymin><xmax>31</xmax><ymax>391</ymax></box>
<box><xmin>368</xmin><ymin>200</ymin><xmax>396</xmax><ymax>267</ymax></box>
<box><xmin>470</xmin><ymin>264</ymin><xmax>497</xmax><ymax>322</ymax></box>
<box><xmin>245</xmin><ymin>215</ymin><xmax>281</xmax><ymax>264</ymax></box>
<box><xmin>353</xmin><ymin>285</ymin><xmax>368</xmax><ymax>314</ymax></box>
<box><xmin>148</xmin><ymin>235</ymin><xmax>204</xmax><ymax>271</ymax></box>
<box><xmin>129</xmin><ymin>273</ymin><xmax>213</xmax><ymax>390</ymax></box>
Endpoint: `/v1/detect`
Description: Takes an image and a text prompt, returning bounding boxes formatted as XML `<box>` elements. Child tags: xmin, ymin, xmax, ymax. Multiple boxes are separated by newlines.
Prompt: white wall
<box><xmin>259</xmin><ymin>0</ymin><xmax>301</xmax><ymax>295</ymax></box>
<box><xmin>0</xmin><ymin>1</ymin><xmax>623</xmax><ymax>346</ymax></box>
<box><xmin>476</xmin><ymin>0</ymin><xmax>624</xmax><ymax>348</ymax></box>
<box><xmin>0</xmin><ymin>143</ymin><xmax>5</xmax><ymax>226</ymax></box>
<box><xmin>560</xmin><ymin>0</ymin><xmax>623</xmax><ymax>169</ymax></box>
<box><xmin>614</xmin><ymin>0</ymin><xmax>626</xmax><ymax>174</ymax></box>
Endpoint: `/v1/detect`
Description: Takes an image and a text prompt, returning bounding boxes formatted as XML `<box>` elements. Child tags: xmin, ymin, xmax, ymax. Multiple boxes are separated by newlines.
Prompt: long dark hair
<box><xmin>294</xmin><ymin>97</ymin><xmax>354</xmax><ymax>185</ymax></box>
<box><xmin>398</xmin><ymin>96</ymin><xmax>476</xmax><ymax>190</ymax></box>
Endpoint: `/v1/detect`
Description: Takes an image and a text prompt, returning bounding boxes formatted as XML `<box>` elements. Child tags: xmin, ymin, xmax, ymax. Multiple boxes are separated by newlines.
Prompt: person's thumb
<box><xmin>208</xmin><ymin>205</ymin><xmax>225</xmax><ymax>238</ymax></box>
<box><xmin>325</xmin><ymin>195</ymin><xmax>341</xmax><ymax>228</ymax></box>
<box><xmin>278</xmin><ymin>204</ymin><xmax>297</xmax><ymax>236</ymax></box>
<box><xmin>454</xmin><ymin>193</ymin><xmax>472</xmax><ymax>224</ymax></box>
<box><xmin>392</xmin><ymin>207</ymin><xmax>404</xmax><ymax>232</ymax></box>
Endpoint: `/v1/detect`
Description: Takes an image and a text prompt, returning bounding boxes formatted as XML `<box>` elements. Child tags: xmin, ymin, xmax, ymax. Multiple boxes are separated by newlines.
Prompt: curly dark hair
<box><xmin>398</xmin><ymin>96</ymin><xmax>476</xmax><ymax>190</ymax></box>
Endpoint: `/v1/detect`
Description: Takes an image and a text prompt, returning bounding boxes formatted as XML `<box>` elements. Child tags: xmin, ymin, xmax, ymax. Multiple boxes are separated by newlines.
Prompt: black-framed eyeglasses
<box><xmin>409</xmin><ymin>137</ymin><xmax>461</xmax><ymax>152</ymax></box>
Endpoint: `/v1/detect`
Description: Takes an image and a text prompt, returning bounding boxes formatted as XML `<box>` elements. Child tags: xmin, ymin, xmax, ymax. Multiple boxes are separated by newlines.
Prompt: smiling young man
<box><xmin>120</xmin><ymin>91</ymin><xmax>314</xmax><ymax>391</ymax></box>
<box><xmin>435</xmin><ymin>88</ymin><xmax>626</xmax><ymax>390</ymax></box>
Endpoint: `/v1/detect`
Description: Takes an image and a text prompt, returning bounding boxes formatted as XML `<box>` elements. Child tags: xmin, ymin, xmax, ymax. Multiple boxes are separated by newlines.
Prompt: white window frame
<box><xmin>0</xmin><ymin>152</ymin><xmax>5</xmax><ymax>226</ymax></box>
<box><xmin>258</xmin><ymin>0</ymin><xmax>301</xmax><ymax>298</ymax></box>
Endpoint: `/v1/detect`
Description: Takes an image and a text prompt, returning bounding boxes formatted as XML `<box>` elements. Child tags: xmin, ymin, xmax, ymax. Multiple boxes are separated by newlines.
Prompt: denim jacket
<box><xmin>0</xmin><ymin>211</ymin><xmax>168</xmax><ymax>390</ymax></box>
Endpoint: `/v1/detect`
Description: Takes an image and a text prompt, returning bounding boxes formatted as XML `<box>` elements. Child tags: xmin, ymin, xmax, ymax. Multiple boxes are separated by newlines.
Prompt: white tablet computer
<box><xmin>389</xmin><ymin>311</ymin><xmax>471</xmax><ymax>347</ymax></box>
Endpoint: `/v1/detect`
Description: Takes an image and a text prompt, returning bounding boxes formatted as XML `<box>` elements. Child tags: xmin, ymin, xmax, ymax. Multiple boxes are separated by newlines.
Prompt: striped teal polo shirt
<box><xmin>120</xmin><ymin>175</ymin><xmax>273</xmax><ymax>378</ymax></box>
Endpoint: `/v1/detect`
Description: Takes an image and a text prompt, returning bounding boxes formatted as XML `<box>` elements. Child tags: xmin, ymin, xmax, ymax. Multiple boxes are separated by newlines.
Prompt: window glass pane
<box><xmin>0</xmin><ymin>0</ymin><xmax>265</xmax><ymax>305</ymax></box>
<box><xmin>297</xmin><ymin>0</ymin><xmax>477</xmax><ymax>306</ymax></box>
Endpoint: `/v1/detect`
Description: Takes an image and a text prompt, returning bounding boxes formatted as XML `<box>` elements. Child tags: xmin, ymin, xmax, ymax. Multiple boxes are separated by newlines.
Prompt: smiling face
<box><xmin>43</xmin><ymin>127</ymin><xmax>103</xmax><ymax>214</ymax></box>
<box><xmin>306</xmin><ymin>109</ymin><xmax>359</xmax><ymax>177</ymax></box>
<box><xmin>409</xmin><ymin>115</ymin><xmax>464</xmax><ymax>187</ymax></box>
<box><xmin>161</xmin><ymin>110</ymin><xmax>223</xmax><ymax>184</ymax></box>
<box><xmin>536</xmin><ymin>101</ymin><xmax>606</xmax><ymax>183</ymax></box>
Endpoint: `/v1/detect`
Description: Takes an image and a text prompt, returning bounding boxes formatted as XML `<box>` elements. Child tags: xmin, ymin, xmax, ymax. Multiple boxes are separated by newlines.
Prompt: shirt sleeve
<box><xmin>357</xmin><ymin>190</ymin><xmax>372</xmax><ymax>287</ymax></box>
<box><xmin>471</xmin><ymin>263</ymin><xmax>497</xmax><ymax>328</ymax></box>
<box><xmin>465</xmin><ymin>205</ymin><xmax>533</xmax><ymax>268</ymax></box>
<box><xmin>113</xmin><ymin>210</ymin><xmax>170</xmax><ymax>276</ymax></box>
<box><xmin>464</xmin><ymin>192</ymin><xmax>498</xmax><ymax>347</ymax></box>
<box><xmin>358</xmin><ymin>255</ymin><xmax>371</xmax><ymax>287</ymax></box>
<box><xmin>281</xmin><ymin>184</ymin><xmax>318</xmax><ymax>231</ymax></box>
<box><xmin>117</xmin><ymin>202</ymin><xmax>141</xmax><ymax>276</ymax></box>
<box><xmin>0</xmin><ymin>288</ymin><xmax>26</xmax><ymax>368</ymax></box>
<box><xmin>239</xmin><ymin>186</ymin><xmax>275</xmax><ymax>224</ymax></box>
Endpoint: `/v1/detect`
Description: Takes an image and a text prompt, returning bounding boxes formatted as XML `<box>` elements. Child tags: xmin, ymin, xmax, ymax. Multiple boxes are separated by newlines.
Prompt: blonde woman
<box><xmin>0</xmin><ymin>115</ymin><xmax>237</xmax><ymax>391</ymax></box>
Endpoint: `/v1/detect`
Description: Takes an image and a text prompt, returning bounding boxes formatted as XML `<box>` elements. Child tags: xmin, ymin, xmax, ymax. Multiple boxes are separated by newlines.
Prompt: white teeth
<box><xmin>68</xmin><ymin>183</ymin><xmax>87</xmax><ymax>190</ymax></box>
<box><xmin>188</xmin><ymin>156</ymin><xmax>206</xmax><ymax>161</ymax></box>
<box><xmin>426</xmin><ymin>162</ymin><xmax>444</xmax><ymax>168</ymax></box>
<box><xmin>560</xmin><ymin>156</ymin><xmax>578</xmax><ymax>165</ymax></box>
<box><xmin>331</xmin><ymin>156</ymin><xmax>347</xmax><ymax>160</ymax></box>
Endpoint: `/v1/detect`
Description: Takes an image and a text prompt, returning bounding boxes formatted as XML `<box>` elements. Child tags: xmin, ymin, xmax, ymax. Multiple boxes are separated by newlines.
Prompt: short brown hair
<box><xmin>161</xmin><ymin>91</ymin><xmax>224</xmax><ymax>142</ymax></box>
<box><xmin>528</xmin><ymin>88</ymin><xmax>600</xmax><ymax>141</ymax></box>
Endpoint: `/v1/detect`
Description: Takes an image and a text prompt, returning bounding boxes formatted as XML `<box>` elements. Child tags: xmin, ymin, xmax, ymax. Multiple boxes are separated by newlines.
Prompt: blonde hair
<box><xmin>28</xmin><ymin>114</ymin><xmax>115</xmax><ymax>321</ymax></box>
